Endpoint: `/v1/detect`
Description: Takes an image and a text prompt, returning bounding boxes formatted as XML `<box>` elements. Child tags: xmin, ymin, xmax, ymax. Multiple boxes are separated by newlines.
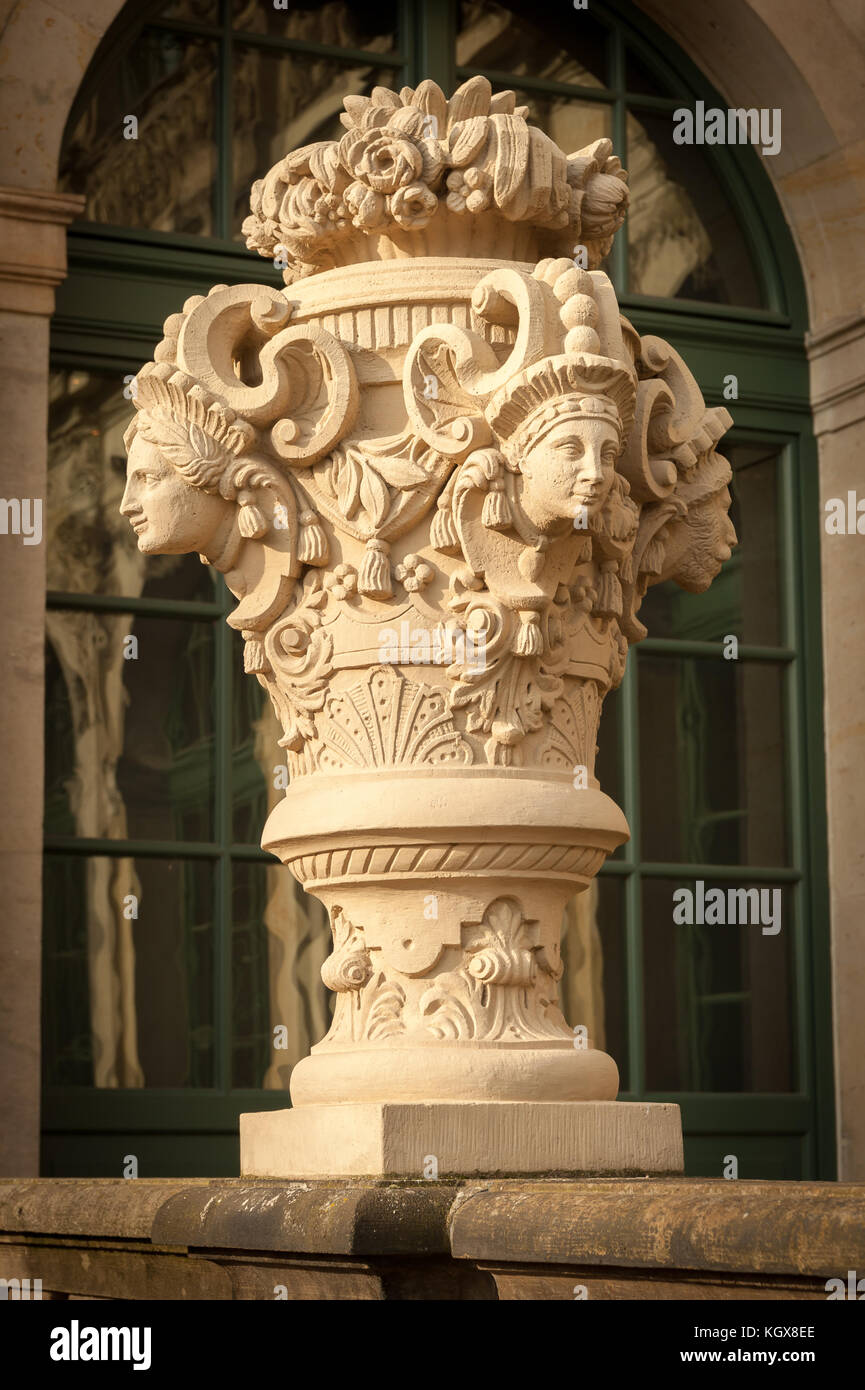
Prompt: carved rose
<box><xmin>340</xmin><ymin>129</ymin><xmax>423</xmax><ymax>193</ymax></box>
<box><xmin>389</xmin><ymin>182</ymin><xmax>438</xmax><ymax>229</ymax></box>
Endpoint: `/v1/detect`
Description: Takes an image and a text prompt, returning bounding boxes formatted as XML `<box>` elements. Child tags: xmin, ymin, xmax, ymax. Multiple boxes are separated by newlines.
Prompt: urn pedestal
<box><xmin>121</xmin><ymin>79</ymin><xmax>738</xmax><ymax>1180</ymax></box>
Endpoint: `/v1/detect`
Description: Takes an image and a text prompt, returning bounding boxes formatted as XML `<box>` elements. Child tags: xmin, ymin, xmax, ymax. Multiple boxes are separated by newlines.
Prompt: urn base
<box><xmin>239</xmin><ymin>1100</ymin><xmax>684</xmax><ymax>1178</ymax></box>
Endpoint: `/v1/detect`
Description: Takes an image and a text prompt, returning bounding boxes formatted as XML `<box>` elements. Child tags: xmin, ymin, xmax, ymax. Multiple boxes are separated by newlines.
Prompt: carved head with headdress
<box><xmin>656</xmin><ymin>449</ymin><xmax>736</xmax><ymax>593</ymax></box>
<box><xmin>121</xmin><ymin>361</ymin><xmax>289</xmax><ymax>559</ymax></box>
<box><xmin>484</xmin><ymin>353</ymin><xmax>636</xmax><ymax>537</ymax></box>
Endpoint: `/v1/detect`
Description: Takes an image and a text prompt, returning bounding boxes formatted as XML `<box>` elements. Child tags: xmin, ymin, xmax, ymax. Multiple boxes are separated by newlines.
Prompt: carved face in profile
<box><xmin>517</xmin><ymin>414</ymin><xmax>619</xmax><ymax>533</ymax></box>
<box><xmin>660</xmin><ymin>486</ymin><xmax>737</xmax><ymax>592</ymax></box>
<box><xmin>121</xmin><ymin>434</ymin><xmax>231</xmax><ymax>555</ymax></box>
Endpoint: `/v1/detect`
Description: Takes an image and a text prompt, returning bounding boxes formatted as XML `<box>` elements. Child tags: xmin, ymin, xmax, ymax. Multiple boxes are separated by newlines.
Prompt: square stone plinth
<box><xmin>240</xmin><ymin>1101</ymin><xmax>683</xmax><ymax>1178</ymax></box>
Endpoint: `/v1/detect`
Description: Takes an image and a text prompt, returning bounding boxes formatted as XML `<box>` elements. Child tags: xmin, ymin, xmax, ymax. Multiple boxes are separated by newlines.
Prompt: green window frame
<box><xmin>43</xmin><ymin>0</ymin><xmax>834</xmax><ymax>1179</ymax></box>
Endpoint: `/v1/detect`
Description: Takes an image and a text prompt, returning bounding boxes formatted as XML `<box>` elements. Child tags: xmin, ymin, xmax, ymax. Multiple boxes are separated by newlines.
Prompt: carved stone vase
<box><xmin>121</xmin><ymin>79</ymin><xmax>736</xmax><ymax>1176</ymax></box>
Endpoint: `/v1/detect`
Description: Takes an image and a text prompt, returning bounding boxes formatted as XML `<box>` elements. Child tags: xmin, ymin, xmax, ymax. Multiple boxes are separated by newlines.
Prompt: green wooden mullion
<box><xmin>639</xmin><ymin>637</ymin><xmax>795</xmax><ymax>662</ymax></box>
<box><xmin>620</xmin><ymin>652</ymin><xmax>644</xmax><ymax>1096</ymax></box>
<box><xmin>46</xmin><ymin>591</ymin><xmax>222</xmax><ymax>620</ymax></box>
<box><xmin>44</xmin><ymin>837</ymin><xmax>221</xmax><ymax>859</ymax></box>
<box><xmin>41</xmin><ymin>1087</ymin><xmax>290</xmax><ymax>1134</ymax></box>
<box><xmin>231</xmin><ymin>31</ymin><xmax>406</xmax><ymax>66</ymax></box>
<box><xmin>399</xmin><ymin>0</ymin><xmax>417</xmax><ymax>85</ymax></box>
<box><xmin>619</xmin><ymin>292</ymin><xmax>791</xmax><ymax>329</ymax></box>
<box><xmin>417</xmin><ymin>0</ymin><xmax>455</xmax><ymax>92</ymax></box>
<box><xmin>40</xmin><ymin>1084</ymin><xmax>811</xmax><ymax>1136</ymax></box>
<box><xmin>621</xmin><ymin>92</ymin><xmax>681</xmax><ymax>111</ymax></box>
<box><xmin>643</xmin><ymin>1092</ymin><xmax>812</xmax><ymax>1131</ymax></box>
<box><xmin>455</xmin><ymin>65</ymin><xmax>616</xmax><ymax>105</ymax></box>
<box><xmin>230</xmin><ymin>844</ymin><xmax>279</xmax><ymax>862</ymax></box>
<box><xmin>635</xmin><ymin>862</ymin><xmax>801</xmax><ymax>884</ymax></box>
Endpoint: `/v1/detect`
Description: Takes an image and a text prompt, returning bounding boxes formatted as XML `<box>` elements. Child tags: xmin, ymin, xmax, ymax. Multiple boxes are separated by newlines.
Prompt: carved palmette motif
<box><xmin>122</xmin><ymin>79</ymin><xmax>736</xmax><ymax>1089</ymax></box>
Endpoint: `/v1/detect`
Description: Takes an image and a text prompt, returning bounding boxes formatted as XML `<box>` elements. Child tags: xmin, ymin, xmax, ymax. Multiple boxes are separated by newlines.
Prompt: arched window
<box><xmin>45</xmin><ymin>0</ymin><xmax>832</xmax><ymax>1179</ymax></box>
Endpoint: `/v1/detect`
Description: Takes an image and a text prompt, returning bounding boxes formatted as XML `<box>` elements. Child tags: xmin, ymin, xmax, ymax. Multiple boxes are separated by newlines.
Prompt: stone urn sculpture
<box><xmin>120</xmin><ymin>79</ymin><xmax>736</xmax><ymax>1177</ymax></box>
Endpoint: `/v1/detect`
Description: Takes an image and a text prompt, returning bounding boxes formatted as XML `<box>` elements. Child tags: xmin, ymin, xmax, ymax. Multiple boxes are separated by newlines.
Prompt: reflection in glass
<box><xmin>642</xmin><ymin>876</ymin><xmax>794</xmax><ymax>1091</ymax></box>
<box><xmin>158</xmin><ymin>0</ymin><xmax>219</xmax><ymax>22</ymax></box>
<box><xmin>560</xmin><ymin>876</ymin><xmax>627</xmax><ymax>1089</ymax></box>
<box><xmin>638</xmin><ymin>656</ymin><xmax>788</xmax><ymax>867</ymax></box>
<box><xmin>232</xmin><ymin>50</ymin><xmax>398</xmax><ymax>237</ymax></box>
<box><xmin>231</xmin><ymin>628</ymin><xmax>271</xmax><ymax>844</ymax></box>
<box><xmin>624</xmin><ymin>44</ymin><xmax>666</xmax><ymax>98</ymax></box>
<box><xmin>639</xmin><ymin>444</ymin><xmax>782</xmax><ymax>646</ymax></box>
<box><xmin>457</xmin><ymin>0</ymin><xmax>608</xmax><ymax>89</ymax></box>
<box><xmin>48</xmin><ymin>370</ymin><xmax>218</xmax><ymax>602</ymax></box>
<box><xmin>43</xmin><ymin>855</ymin><xmax>215</xmax><ymax>1088</ymax></box>
<box><xmin>626</xmin><ymin>109</ymin><xmax>763</xmax><ymax>306</ymax></box>
<box><xmin>59</xmin><ymin>31</ymin><xmax>218</xmax><ymax>234</ymax></box>
<box><xmin>231</xmin><ymin>861</ymin><xmax>331</xmax><ymax>1089</ymax></box>
<box><xmin>231</xmin><ymin>0</ymin><xmax>398</xmax><ymax>47</ymax></box>
<box><xmin>509</xmin><ymin>90</ymin><xmax>611</xmax><ymax>156</ymax></box>
<box><xmin>44</xmin><ymin>613</ymin><xmax>216</xmax><ymax>842</ymax></box>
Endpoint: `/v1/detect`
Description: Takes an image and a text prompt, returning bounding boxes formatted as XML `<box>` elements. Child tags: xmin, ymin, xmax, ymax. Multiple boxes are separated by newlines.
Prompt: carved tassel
<box><xmin>595</xmin><ymin>561</ymin><xmax>622</xmax><ymax>618</ymax></box>
<box><xmin>358</xmin><ymin>538</ymin><xmax>393</xmax><ymax>598</ymax></box>
<box><xmin>431</xmin><ymin>499</ymin><xmax>460</xmax><ymax>554</ymax></box>
<box><xmin>298</xmin><ymin>509</ymin><xmax>328</xmax><ymax>565</ymax></box>
<box><xmin>514</xmin><ymin>610</ymin><xmax>543</xmax><ymax>657</ymax></box>
<box><xmin>237</xmin><ymin>489</ymin><xmax>268</xmax><ymax>540</ymax></box>
<box><xmin>482</xmin><ymin>479</ymin><xmax>512</xmax><ymax>531</ymax></box>
<box><xmin>619</xmin><ymin>551</ymin><xmax>635</xmax><ymax>584</ymax></box>
<box><xmin>642</xmin><ymin>536</ymin><xmax>666</xmax><ymax>576</ymax></box>
<box><xmin>243</xmin><ymin>634</ymin><xmax>269</xmax><ymax>675</ymax></box>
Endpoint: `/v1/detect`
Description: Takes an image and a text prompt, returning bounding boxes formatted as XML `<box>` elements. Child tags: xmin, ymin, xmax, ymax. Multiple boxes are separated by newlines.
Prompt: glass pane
<box><xmin>625</xmin><ymin>44</ymin><xmax>666</xmax><ymax>98</ymax></box>
<box><xmin>231</xmin><ymin>861</ymin><xmax>331</xmax><ymax>1088</ymax></box>
<box><xmin>232</xmin><ymin>0</ymin><xmax>398</xmax><ymax>47</ymax></box>
<box><xmin>457</xmin><ymin>0</ymin><xmax>609</xmax><ymax>89</ymax></box>
<box><xmin>510</xmin><ymin>89</ymin><xmax>611</xmax><ymax>153</ymax></box>
<box><xmin>639</xmin><ymin>443</ymin><xmax>782</xmax><ymax>646</ymax></box>
<box><xmin>560</xmin><ymin>875</ymin><xmax>628</xmax><ymax>1089</ymax></box>
<box><xmin>48</xmin><ymin>369</ymin><xmax>217</xmax><ymax>602</ymax></box>
<box><xmin>158</xmin><ymin>0</ymin><xmax>219</xmax><ymax>21</ymax></box>
<box><xmin>231</xmin><ymin>627</ymin><xmax>273</xmax><ymax>844</ymax></box>
<box><xmin>626</xmin><ymin>108</ymin><xmax>763</xmax><ymax>306</ymax></box>
<box><xmin>595</xmin><ymin>685</ymin><xmax>626</xmax><ymax>859</ymax></box>
<box><xmin>42</xmin><ymin>854</ymin><xmax>215</xmax><ymax>1087</ymax></box>
<box><xmin>59</xmin><ymin>30</ymin><xmax>217</xmax><ymax>234</ymax></box>
<box><xmin>44</xmin><ymin>613</ymin><xmax>216</xmax><ymax>842</ymax></box>
<box><xmin>638</xmin><ymin>656</ymin><xmax>789</xmax><ymax>867</ymax></box>
<box><xmin>232</xmin><ymin>49</ymin><xmax>398</xmax><ymax>238</ymax></box>
<box><xmin>642</xmin><ymin>876</ymin><xmax>794</xmax><ymax>1091</ymax></box>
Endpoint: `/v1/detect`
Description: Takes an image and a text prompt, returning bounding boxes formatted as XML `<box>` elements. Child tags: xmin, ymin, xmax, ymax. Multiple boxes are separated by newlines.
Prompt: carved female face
<box><xmin>518</xmin><ymin>415</ymin><xmax>619</xmax><ymax>532</ymax></box>
<box><xmin>120</xmin><ymin>435</ymin><xmax>231</xmax><ymax>555</ymax></box>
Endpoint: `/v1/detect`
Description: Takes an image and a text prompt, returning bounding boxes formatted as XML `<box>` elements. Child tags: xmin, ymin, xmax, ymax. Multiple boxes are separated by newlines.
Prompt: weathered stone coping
<box><xmin>1</xmin><ymin>1177</ymin><xmax>862</xmax><ymax>1299</ymax></box>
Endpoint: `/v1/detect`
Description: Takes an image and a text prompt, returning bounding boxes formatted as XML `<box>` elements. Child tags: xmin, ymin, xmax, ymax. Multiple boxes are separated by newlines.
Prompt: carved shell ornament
<box><xmin>121</xmin><ymin>77</ymin><xmax>737</xmax><ymax>769</ymax></box>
